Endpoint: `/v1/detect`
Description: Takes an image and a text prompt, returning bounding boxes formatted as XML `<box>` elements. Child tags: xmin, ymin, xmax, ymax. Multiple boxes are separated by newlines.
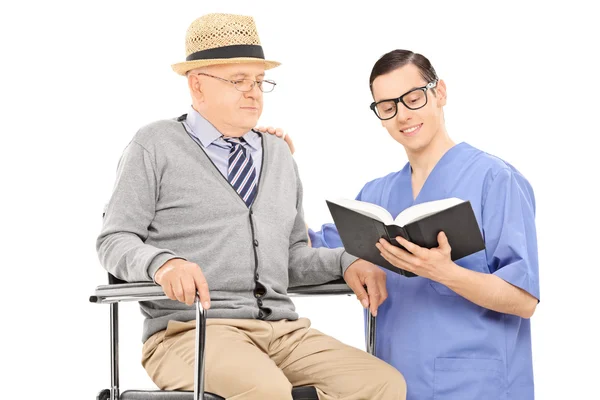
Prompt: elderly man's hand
<box><xmin>255</xmin><ymin>125</ymin><xmax>294</xmax><ymax>154</ymax></box>
<box><xmin>343</xmin><ymin>259</ymin><xmax>387</xmax><ymax>316</ymax></box>
<box><xmin>154</xmin><ymin>258</ymin><xmax>211</xmax><ymax>309</ymax></box>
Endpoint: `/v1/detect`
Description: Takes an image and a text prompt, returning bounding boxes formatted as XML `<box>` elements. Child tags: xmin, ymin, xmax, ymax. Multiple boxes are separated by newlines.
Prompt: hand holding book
<box><xmin>376</xmin><ymin>231</ymin><xmax>455</xmax><ymax>280</ymax></box>
<box><xmin>326</xmin><ymin>197</ymin><xmax>485</xmax><ymax>277</ymax></box>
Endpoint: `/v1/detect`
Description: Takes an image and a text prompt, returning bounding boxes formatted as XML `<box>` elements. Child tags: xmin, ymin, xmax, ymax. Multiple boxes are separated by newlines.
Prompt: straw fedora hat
<box><xmin>171</xmin><ymin>13</ymin><xmax>281</xmax><ymax>76</ymax></box>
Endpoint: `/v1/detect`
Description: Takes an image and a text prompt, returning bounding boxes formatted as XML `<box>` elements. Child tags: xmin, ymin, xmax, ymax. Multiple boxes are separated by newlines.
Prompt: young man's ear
<box><xmin>436</xmin><ymin>79</ymin><xmax>447</xmax><ymax>107</ymax></box>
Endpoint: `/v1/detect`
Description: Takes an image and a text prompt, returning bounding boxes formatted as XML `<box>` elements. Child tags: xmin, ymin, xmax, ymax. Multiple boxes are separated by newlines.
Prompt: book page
<box><xmin>393</xmin><ymin>198</ymin><xmax>465</xmax><ymax>227</ymax></box>
<box><xmin>327</xmin><ymin>198</ymin><xmax>394</xmax><ymax>225</ymax></box>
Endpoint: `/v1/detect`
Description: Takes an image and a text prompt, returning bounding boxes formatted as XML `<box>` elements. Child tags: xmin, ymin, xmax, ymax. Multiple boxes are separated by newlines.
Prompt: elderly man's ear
<box><xmin>187</xmin><ymin>74</ymin><xmax>205</xmax><ymax>101</ymax></box>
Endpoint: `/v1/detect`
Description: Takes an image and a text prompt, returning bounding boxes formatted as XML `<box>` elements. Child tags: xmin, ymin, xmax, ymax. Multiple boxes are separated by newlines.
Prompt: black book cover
<box><xmin>326</xmin><ymin>200</ymin><xmax>485</xmax><ymax>277</ymax></box>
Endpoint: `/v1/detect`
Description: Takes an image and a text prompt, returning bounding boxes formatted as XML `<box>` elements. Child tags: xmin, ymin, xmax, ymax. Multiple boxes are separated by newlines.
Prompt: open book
<box><xmin>326</xmin><ymin>197</ymin><xmax>485</xmax><ymax>277</ymax></box>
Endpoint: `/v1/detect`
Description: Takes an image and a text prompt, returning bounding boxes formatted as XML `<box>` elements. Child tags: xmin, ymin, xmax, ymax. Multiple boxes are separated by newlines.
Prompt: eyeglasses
<box><xmin>195</xmin><ymin>73</ymin><xmax>276</xmax><ymax>93</ymax></box>
<box><xmin>370</xmin><ymin>80</ymin><xmax>438</xmax><ymax>120</ymax></box>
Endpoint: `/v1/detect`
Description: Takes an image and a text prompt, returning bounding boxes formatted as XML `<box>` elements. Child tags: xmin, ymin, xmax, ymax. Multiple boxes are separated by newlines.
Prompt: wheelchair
<box><xmin>90</xmin><ymin>274</ymin><xmax>377</xmax><ymax>400</ymax></box>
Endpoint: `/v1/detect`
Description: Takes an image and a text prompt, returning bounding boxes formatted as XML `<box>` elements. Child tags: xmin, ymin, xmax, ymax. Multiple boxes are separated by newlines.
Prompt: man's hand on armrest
<box><xmin>154</xmin><ymin>259</ymin><xmax>211</xmax><ymax>309</ymax></box>
<box><xmin>343</xmin><ymin>259</ymin><xmax>387</xmax><ymax>317</ymax></box>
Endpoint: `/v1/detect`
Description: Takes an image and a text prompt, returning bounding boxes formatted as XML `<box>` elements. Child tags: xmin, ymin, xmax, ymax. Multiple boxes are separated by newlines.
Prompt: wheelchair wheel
<box><xmin>96</xmin><ymin>389</ymin><xmax>110</xmax><ymax>400</ymax></box>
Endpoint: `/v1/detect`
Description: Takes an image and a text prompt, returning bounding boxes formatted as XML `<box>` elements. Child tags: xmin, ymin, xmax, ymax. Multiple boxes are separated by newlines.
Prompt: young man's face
<box><xmin>192</xmin><ymin>63</ymin><xmax>267</xmax><ymax>136</ymax></box>
<box><xmin>371</xmin><ymin>63</ymin><xmax>446</xmax><ymax>154</ymax></box>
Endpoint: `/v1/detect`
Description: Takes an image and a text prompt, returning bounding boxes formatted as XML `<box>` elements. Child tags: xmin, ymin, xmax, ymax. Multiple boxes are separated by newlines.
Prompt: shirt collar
<box><xmin>186</xmin><ymin>106</ymin><xmax>261</xmax><ymax>150</ymax></box>
<box><xmin>241</xmin><ymin>130</ymin><xmax>261</xmax><ymax>150</ymax></box>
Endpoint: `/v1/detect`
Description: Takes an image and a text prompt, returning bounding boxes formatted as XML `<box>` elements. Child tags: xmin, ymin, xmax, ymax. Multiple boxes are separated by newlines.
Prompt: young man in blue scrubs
<box><xmin>261</xmin><ymin>49</ymin><xmax>540</xmax><ymax>400</ymax></box>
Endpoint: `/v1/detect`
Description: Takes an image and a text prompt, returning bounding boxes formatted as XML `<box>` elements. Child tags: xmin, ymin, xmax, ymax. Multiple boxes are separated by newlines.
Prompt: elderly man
<box><xmin>97</xmin><ymin>13</ymin><xmax>406</xmax><ymax>400</ymax></box>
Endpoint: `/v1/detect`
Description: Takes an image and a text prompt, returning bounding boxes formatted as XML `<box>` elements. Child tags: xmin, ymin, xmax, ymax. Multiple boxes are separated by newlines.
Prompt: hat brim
<box><xmin>172</xmin><ymin>58</ymin><xmax>281</xmax><ymax>76</ymax></box>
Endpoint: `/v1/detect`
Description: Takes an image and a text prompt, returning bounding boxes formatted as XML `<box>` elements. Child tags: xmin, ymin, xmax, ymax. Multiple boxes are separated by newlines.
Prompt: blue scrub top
<box><xmin>310</xmin><ymin>142</ymin><xmax>540</xmax><ymax>400</ymax></box>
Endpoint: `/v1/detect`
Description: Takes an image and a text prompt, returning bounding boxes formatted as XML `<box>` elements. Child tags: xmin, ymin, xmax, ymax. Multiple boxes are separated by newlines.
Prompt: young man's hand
<box><xmin>255</xmin><ymin>126</ymin><xmax>295</xmax><ymax>154</ymax></box>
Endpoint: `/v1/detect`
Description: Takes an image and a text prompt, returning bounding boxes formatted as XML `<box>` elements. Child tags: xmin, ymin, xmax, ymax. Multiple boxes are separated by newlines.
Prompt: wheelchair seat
<box><xmin>91</xmin><ymin>276</ymin><xmax>376</xmax><ymax>400</ymax></box>
<box><xmin>97</xmin><ymin>385</ymin><xmax>318</xmax><ymax>400</ymax></box>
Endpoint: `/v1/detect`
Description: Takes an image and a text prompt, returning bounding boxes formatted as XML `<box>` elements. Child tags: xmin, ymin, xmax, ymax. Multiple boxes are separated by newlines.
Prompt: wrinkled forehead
<box><xmin>205</xmin><ymin>62</ymin><xmax>266</xmax><ymax>78</ymax></box>
<box><xmin>371</xmin><ymin>64</ymin><xmax>428</xmax><ymax>102</ymax></box>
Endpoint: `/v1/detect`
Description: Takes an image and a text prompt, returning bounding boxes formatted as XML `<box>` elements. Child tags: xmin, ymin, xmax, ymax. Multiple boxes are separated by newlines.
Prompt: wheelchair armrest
<box><xmin>90</xmin><ymin>278</ymin><xmax>354</xmax><ymax>304</ymax></box>
<box><xmin>288</xmin><ymin>278</ymin><xmax>353</xmax><ymax>296</ymax></box>
<box><xmin>90</xmin><ymin>282</ymin><xmax>167</xmax><ymax>304</ymax></box>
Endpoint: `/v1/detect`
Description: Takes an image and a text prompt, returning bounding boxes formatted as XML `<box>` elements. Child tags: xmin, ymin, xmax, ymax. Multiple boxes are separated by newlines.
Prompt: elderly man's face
<box><xmin>191</xmin><ymin>63</ymin><xmax>266</xmax><ymax>136</ymax></box>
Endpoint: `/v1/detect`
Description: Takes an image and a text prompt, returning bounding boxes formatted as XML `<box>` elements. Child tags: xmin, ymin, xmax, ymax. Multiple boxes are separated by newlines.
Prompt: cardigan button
<box><xmin>253</xmin><ymin>239</ymin><xmax>259</xmax><ymax>247</ymax></box>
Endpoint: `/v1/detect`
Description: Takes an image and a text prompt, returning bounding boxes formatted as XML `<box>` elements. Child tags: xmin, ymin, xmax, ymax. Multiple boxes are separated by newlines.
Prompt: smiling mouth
<box><xmin>399</xmin><ymin>124</ymin><xmax>423</xmax><ymax>136</ymax></box>
<box><xmin>401</xmin><ymin>124</ymin><xmax>422</xmax><ymax>133</ymax></box>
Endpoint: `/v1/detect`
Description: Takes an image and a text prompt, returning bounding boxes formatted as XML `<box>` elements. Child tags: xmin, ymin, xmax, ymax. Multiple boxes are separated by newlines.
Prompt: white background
<box><xmin>1</xmin><ymin>1</ymin><xmax>598</xmax><ymax>398</ymax></box>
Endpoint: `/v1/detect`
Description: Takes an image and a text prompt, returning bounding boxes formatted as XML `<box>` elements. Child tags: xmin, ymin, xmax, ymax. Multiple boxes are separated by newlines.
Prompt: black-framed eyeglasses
<box><xmin>370</xmin><ymin>80</ymin><xmax>438</xmax><ymax>120</ymax></box>
<box><xmin>196</xmin><ymin>72</ymin><xmax>276</xmax><ymax>93</ymax></box>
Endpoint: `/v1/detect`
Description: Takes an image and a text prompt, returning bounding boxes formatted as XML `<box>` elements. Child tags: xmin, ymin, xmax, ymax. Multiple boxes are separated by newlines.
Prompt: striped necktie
<box><xmin>224</xmin><ymin>137</ymin><xmax>258</xmax><ymax>207</ymax></box>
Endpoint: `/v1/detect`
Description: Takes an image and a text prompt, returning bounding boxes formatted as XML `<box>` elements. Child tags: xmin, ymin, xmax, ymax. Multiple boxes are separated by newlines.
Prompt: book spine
<box><xmin>374</xmin><ymin>222</ymin><xmax>391</xmax><ymax>242</ymax></box>
<box><xmin>385</xmin><ymin>225</ymin><xmax>409</xmax><ymax>246</ymax></box>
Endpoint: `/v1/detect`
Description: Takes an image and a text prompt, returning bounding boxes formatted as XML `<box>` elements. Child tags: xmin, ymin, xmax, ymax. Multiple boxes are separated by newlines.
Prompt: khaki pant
<box><xmin>142</xmin><ymin>318</ymin><xmax>406</xmax><ymax>400</ymax></box>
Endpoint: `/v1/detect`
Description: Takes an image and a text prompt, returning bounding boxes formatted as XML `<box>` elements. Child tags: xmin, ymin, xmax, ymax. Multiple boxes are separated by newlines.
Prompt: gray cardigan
<box><xmin>97</xmin><ymin>117</ymin><xmax>357</xmax><ymax>342</ymax></box>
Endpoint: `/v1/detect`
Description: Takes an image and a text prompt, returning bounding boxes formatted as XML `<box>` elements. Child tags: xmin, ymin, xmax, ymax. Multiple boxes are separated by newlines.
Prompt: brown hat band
<box><xmin>186</xmin><ymin>44</ymin><xmax>265</xmax><ymax>62</ymax></box>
